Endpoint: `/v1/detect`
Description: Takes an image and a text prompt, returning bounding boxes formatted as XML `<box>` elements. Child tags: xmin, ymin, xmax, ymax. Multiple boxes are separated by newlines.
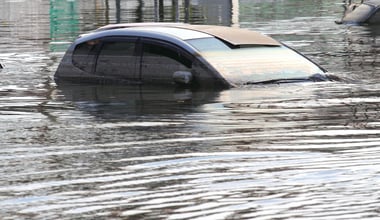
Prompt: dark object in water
<box><xmin>336</xmin><ymin>0</ymin><xmax>380</xmax><ymax>25</ymax></box>
<box><xmin>55</xmin><ymin>23</ymin><xmax>328</xmax><ymax>89</ymax></box>
<box><xmin>0</xmin><ymin>63</ymin><xmax>3</xmax><ymax>69</ymax></box>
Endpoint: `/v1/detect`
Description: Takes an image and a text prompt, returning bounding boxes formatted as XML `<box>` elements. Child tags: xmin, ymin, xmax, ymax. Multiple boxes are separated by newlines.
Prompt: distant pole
<box><xmin>154</xmin><ymin>0</ymin><xmax>159</xmax><ymax>22</ymax></box>
<box><xmin>105</xmin><ymin>0</ymin><xmax>109</xmax><ymax>23</ymax></box>
<box><xmin>159</xmin><ymin>0</ymin><xmax>164</xmax><ymax>21</ymax></box>
<box><xmin>136</xmin><ymin>0</ymin><xmax>143</xmax><ymax>22</ymax></box>
<box><xmin>172</xmin><ymin>0</ymin><xmax>180</xmax><ymax>22</ymax></box>
<box><xmin>184</xmin><ymin>0</ymin><xmax>190</xmax><ymax>23</ymax></box>
<box><xmin>116</xmin><ymin>0</ymin><xmax>121</xmax><ymax>23</ymax></box>
<box><xmin>231</xmin><ymin>0</ymin><xmax>239</xmax><ymax>27</ymax></box>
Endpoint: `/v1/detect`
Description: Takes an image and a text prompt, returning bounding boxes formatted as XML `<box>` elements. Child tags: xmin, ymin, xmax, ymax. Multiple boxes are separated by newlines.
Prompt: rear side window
<box><xmin>72</xmin><ymin>40</ymin><xmax>99</xmax><ymax>72</ymax></box>
<box><xmin>95</xmin><ymin>41</ymin><xmax>137</xmax><ymax>79</ymax></box>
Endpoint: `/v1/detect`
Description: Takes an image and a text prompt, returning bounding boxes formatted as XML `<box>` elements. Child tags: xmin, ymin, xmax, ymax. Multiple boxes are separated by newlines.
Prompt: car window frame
<box><xmin>139</xmin><ymin>38</ymin><xmax>194</xmax><ymax>67</ymax></box>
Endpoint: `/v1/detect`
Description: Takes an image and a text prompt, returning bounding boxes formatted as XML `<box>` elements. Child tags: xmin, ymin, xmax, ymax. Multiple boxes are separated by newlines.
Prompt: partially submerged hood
<box><xmin>338</xmin><ymin>0</ymin><xmax>380</xmax><ymax>24</ymax></box>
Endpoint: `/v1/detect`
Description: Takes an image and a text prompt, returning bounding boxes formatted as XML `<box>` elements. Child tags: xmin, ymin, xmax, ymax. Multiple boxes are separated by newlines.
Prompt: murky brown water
<box><xmin>1</xmin><ymin>0</ymin><xmax>380</xmax><ymax>219</ymax></box>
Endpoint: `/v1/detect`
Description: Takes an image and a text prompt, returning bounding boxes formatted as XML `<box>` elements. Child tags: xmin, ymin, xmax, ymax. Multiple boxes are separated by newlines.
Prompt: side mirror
<box><xmin>173</xmin><ymin>71</ymin><xmax>193</xmax><ymax>85</ymax></box>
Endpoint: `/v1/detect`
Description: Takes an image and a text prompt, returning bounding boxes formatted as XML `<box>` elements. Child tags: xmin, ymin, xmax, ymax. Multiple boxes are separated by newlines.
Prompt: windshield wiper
<box><xmin>246</xmin><ymin>78</ymin><xmax>307</xmax><ymax>85</ymax></box>
<box><xmin>246</xmin><ymin>73</ymin><xmax>330</xmax><ymax>85</ymax></box>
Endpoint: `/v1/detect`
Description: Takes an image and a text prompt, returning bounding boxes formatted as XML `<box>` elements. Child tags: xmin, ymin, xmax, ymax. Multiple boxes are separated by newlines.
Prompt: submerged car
<box><xmin>55</xmin><ymin>23</ymin><xmax>328</xmax><ymax>89</ymax></box>
<box><xmin>337</xmin><ymin>0</ymin><xmax>380</xmax><ymax>25</ymax></box>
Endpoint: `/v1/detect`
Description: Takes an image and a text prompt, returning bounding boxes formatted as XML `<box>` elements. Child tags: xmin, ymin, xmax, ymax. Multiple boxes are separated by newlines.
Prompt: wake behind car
<box><xmin>54</xmin><ymin>23</ymin><xmax>329</xmax><ymax>89</ymax></box>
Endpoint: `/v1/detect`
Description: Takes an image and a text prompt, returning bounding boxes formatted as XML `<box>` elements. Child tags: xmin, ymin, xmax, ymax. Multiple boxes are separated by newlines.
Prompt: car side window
<box><xmin>95</xmin><ymin>40</ymin><xmax>137</xmax><ymax>79</ymax></box>
<box><xmin>141</xmin><ymin>42</ymin><xmax>192</xmax><ymax>83</ymax></box>
<box><xmin>143</xmin><ymin>43</ymin><xmax>192</xmax><ymax>68</ymax></box>
<box><xmin>72</xmin><ymin>40</ymin><xmax>99</xmax><ymax>72</ymax></box>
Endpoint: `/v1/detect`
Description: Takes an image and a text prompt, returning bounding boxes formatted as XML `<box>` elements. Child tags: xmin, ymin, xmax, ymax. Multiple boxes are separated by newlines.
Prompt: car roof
<box><xmin>94</xmin><ymin>23</ymin><xmax>281</xmax><ymax>47</ymax></box>
<box><xmin>127</xmin><ymin>26</ymin><xmax>213</xmax><ymax>40</ymax></box>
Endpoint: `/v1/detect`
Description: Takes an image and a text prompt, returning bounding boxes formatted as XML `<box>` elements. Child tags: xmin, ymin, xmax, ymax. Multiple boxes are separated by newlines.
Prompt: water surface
<box><xmin>0</xmin><ymin>0</ymin><xmax>380</xmax><ymax>219</ymax></box>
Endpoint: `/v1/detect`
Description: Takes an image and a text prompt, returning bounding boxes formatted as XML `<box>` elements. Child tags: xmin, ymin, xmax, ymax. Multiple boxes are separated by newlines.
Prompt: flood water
<box><xmin>1</xmin><ymin>0</ymin><xmax>380</xmax><ymax>219</ymax></box>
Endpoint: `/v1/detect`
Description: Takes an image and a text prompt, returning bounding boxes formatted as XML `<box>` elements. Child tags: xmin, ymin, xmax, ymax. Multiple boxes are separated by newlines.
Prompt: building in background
<box><xmin>0</xmin><ymin>0</ymin><xmax>239</xmax><ymax>52</ymax></box>
<box><xmin>50</xmin><ymin>0</ymin><xmax>79</xmax><ymax>51</ymax></box>
<box><xmin>71</xmin><ymin>0</ymin><xmax>238</xmax><ymax>28</ymax></box>
<box><xmin>0</xmin><ymin>0</ymin><xmax>50</xmax><ymax>41</ymax></box>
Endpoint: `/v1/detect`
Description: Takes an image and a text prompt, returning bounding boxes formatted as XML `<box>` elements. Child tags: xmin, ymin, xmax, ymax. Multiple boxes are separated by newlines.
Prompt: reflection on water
<box><xmin>56</xmin><ymin>83</ymin><xmax>221</xmax><ymax>116</ymax></box>
<box><xmin>1</xmin><ymin>82</ymin><xmax>380</xmax><ymax>219</ymax></box>
<box><xmin>1</xmin><ymin>0</ymin><xmax>380</xmax><ymax>219</ymax></box>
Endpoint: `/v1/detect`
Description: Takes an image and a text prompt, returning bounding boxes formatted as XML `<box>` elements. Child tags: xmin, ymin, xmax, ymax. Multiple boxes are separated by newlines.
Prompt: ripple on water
<box><xmin>0</xmin><ymin>139</ymin><xmax>380</xmax><ymax>219</ymax></box>
<box><xmin>1</xmin><ymin>0</ymin><xmax>380</xmax><ymax>219</ymax></box>
<box><xmin>0</xmin><ymin>81</ymin><xmax>379</xmax><ymax>219</ymax></box>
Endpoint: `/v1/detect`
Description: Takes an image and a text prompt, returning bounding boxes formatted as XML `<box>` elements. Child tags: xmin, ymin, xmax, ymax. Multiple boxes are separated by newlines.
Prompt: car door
<box><xmin>140</xmin><ymin>39</ymin><xmax>192</xmax><ymax>85</ymax></box>
<box><xmin>95</xmin><ymin>37</ymin><xmax>139</xmax><ymax>83</ymax></box>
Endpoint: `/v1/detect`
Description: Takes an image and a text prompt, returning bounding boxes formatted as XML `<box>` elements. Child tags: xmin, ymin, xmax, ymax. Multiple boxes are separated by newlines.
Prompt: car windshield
<box><xmin>187</xmin><ymin>38</ymin><xmax>326</xmax><ymax>84</ymax></box>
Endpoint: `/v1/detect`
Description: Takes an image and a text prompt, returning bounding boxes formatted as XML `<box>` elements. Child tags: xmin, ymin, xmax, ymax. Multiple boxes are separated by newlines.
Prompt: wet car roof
<box><xmin>129</xmin><ymin>26</ymin><xmax>213</xmax><ymax>40</ymax></box>
<box><xmin>94</xmin><ymin>23</ymin><xmax>281</xmax><ymax>47</ymax></box>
